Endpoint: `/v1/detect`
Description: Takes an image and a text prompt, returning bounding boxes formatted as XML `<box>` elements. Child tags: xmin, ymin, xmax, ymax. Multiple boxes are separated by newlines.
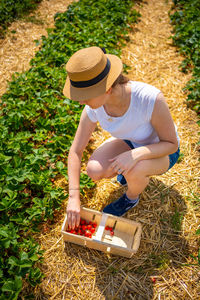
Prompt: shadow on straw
<box><xmin>64</xmin><ymin>177</ymin><xmax>189</xmax><ymax>299</ymax></box>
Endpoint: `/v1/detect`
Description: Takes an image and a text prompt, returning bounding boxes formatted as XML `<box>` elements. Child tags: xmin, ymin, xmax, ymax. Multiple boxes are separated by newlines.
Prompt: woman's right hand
<box><xmin>67</xmin><ymin>196</ymin><xmax>81</xmax><ymax>230</ymax></box>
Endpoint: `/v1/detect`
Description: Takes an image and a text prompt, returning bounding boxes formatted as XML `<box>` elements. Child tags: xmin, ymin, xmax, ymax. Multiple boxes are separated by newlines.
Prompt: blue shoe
<box><xmin>103</xmin><ymin>193</ymin><xmax>139</xmax><ymax>216</ymax></box>
<box><xmin>117</xmin><ymin>174</ymin><xmax>127</xmax><ymax>186</ymax></box>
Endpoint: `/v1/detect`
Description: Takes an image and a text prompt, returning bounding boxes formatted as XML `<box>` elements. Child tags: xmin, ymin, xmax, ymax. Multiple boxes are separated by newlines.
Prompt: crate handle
<box><xmin>93</xmin><ymin>213</ymin><xmax>108</xmax><ymax>242</ymax></box>
<box><xmin>61</xmin><ymin>214</ymin><xmax>68</xmax><ymax>232</ymax></box>
<box><xmin>132</xmin><ymin>225</ymin><xmax>142</xmax><ymax>252</ymax></box>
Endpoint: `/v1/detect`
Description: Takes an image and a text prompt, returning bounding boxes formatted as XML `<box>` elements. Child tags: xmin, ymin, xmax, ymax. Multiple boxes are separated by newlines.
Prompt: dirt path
<box><xmin>122</xmin><ymin>0</ymin><xmax>199</xmax><ymax>199</ymax></box>
<box><xmin>1</xmin><ymin>0</ymin><xmax>199</xmax><ymax>299</ymax></box>
<box><xmin>0</xmin><ymin>0</ymin><xmax>73</xmax><ymax>97</ymax></box>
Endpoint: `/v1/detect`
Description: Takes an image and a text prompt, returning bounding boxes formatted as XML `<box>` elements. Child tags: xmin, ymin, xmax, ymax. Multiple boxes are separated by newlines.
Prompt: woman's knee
<box><xmin>86</xmin><ymin>160</ymin><xmax>104</xmax><ymax>181</ymax></box>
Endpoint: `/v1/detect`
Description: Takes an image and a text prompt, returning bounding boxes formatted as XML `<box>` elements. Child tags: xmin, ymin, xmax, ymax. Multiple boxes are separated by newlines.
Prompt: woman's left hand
<box><xmin>109</xmin><ymin>150</ymin><xmax>139</xmax><ymax>176</ymax></box>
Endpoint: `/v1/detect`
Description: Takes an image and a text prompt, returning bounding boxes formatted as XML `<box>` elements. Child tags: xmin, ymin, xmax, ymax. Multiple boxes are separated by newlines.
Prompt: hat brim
<box><xmin>63</xmin><ymin>54</ymin><xmax>123</xmax><ymax>101</ymax></box>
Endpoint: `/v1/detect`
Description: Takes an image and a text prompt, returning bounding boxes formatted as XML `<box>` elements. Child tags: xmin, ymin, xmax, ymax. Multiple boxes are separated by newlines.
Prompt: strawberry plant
<box><xmin>0</xmin><ymin>0</ymin><xmax>141</xmax><ymax>298</ymax></box>
<box><xmin>170</xmin><ymin>0</ymin><xmax>200</xmax><ymax>116</ymax></box>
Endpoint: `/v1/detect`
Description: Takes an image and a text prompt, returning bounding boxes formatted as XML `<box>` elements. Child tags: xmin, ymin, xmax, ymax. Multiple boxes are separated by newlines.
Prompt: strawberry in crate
<box><xmin>66</xmin><ymin>218</ymin><xmax>97</xmax><ymax>238</ymax></box>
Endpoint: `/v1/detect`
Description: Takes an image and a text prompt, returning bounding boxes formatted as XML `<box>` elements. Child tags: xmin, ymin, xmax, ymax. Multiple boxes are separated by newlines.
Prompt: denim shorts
<box><xmin>123</xmin><ymin>140</ymin><xmax>180</xmax><ymax>171</ymax></box>
<box><xmin>168</xmin><ymin>147</ymin><xmax>180</xmax><ymax>170</ymax></box>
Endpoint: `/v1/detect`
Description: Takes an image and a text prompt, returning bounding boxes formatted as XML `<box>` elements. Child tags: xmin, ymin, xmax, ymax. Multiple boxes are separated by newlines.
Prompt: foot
<box><xmin>117</xmin><ymin>174</ymin><xmax>127</xmax><ymax>186</ymax></box>
<box><xmin>103</xmin><ymin>193</ymin><xmax>139</xmax><ymax>216</ymax></box>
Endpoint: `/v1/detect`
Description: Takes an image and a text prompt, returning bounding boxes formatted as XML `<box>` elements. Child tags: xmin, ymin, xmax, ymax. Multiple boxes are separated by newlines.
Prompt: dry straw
<box><xmin>0</xmin><ymin>0</ymin><xmax>199</xmax><ymax>299</ymax></box>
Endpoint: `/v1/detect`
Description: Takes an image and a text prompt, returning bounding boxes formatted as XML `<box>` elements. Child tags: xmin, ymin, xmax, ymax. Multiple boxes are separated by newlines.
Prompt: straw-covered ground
<box><xmin>1</xmin><ymin>0</ymin><xmax>199</xmax><ymax>299</ymax></box>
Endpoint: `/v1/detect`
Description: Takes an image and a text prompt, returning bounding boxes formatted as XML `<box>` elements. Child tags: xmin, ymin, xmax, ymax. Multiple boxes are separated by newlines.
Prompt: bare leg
<box><xmin>87</xmin><ymin>137</ymin><xmax>170</xmax><ymax>199</ymax></box>
<box><xmin>125</xmin><ymin>156</ymin><xmax>169</xmax><ymax>199</ymax></box>
<box><xmin>86</xmin><ymin>137</ymin><xmax>131</xmax><ymax>180</ymax></box>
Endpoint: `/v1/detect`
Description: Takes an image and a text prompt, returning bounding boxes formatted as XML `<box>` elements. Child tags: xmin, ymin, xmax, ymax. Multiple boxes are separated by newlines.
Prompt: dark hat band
<box><xmin>70</xmin><ymin>58</ymin><xmax>111</xmax><ymax>88</ymax></box>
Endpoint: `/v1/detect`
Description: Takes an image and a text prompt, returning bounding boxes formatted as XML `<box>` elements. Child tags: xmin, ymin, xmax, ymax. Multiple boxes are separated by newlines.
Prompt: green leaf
<box><xmin>30</xmin><ymin>254</ymin><xmax>39</xmax><ymax>261</ymax></box>
<box><xmin>56</xmin><ymin>161</ymin><xmax>65</xmax><ymax>170</ymax></box>
<box><xmin>2</xmin><ymin>276</ymin><xmax>22</xmax><ymax>300</ymax></box>
<box><xmin>196</xmin><ymin>228</ymin><xmax>200</xmax><ymax>235</ymax></box>
<box><xmin>20</xmin><ymin>251</ymin><xmax>28</xmax><ymax>261</ymax></box>
<box><xmin>8</xmin><ymin>256</ymin><xmax>19</xmax><ymax>267</ymax></box>
<box><xmin>0</xmin><ymin>229</ymin><xmax>9</xmax><ymax>238</ymax></box>
<box><xmin>0</xmin><ymin>269</ymin><xmax>3</xmax><ymax>278</ymax></box>
<box><xmin>28</xmin><ymin>267</ymin><xmax>43</xmax><ymax>286</ymax></box>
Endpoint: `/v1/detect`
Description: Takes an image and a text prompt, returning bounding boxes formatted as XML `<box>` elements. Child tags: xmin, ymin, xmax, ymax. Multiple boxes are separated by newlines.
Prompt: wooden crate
<box><xmin>61</xmin><ymin>207</ymin><xmax>142</xmax><ymax>258</ymax></box>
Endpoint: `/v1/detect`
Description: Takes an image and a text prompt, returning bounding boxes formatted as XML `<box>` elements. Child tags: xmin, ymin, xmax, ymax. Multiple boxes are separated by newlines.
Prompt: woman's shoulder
<box><xmin>130</xmin><ymin>80</ymin><xmax>160</xmax><ymax>91</ymax></box>
<box><xmin>130</xmin><ymin>80</ymin><xmax>161</xmax><ymax>100</ymax></box>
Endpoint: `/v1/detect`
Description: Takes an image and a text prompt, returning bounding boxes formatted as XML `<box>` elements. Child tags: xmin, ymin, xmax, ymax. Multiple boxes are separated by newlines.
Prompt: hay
<box><xmin>1</xmin><ymin>0</ymin><xmax>199</xmax><ymax>299</ymax></box>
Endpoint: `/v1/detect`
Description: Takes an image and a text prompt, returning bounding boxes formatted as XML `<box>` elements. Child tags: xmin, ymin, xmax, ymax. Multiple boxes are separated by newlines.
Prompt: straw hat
<box><xmin>63</xmin><ymin>46</ymin><xmax>123</xmax><ymax>101</ymax></box>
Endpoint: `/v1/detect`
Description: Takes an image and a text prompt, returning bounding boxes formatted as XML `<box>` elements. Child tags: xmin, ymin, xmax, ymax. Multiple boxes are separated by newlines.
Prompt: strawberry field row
<box><xmin>0</xmin><ymin>0</ymin><xmax>140</xmax><ymax>298</ymax></box>
<box><xmin>170</xmin><ymin>0</ymin><xmax>200</xmax><ymax>118</ymax></box>
<box><xmin>0</xmin><ymin>0</ymin><xmax>42</xmax><ymax>38</ymax></box>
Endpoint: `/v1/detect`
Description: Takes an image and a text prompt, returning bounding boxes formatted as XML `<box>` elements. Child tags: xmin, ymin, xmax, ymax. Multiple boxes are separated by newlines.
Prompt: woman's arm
<box><xmin>67</xmin><ymin>107</ymin><xmax>97</xmax><ymax>229</ymax></box>
<box><xmin>131</xmin><ymin>92</ymin><xmax>179</xmax><ymax>162</ymax></box>
<box><xmin>109</xmin><ymin>93</ymin><xmax>179</xmax><ymax>174</ymax></box>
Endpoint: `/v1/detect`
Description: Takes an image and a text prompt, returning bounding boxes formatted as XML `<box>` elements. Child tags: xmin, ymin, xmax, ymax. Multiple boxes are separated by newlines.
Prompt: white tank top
<box><xmin>85</xmin><ymin>81</ymin><xmax>180</xmax><ymax>148</ymax></box>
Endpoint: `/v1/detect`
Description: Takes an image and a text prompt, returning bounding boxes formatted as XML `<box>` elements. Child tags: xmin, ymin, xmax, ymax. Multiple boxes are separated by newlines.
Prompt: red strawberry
<box><xmin>77</xmin><ymin>229</ymin><xmax>82</xmax><ymax>235</ymax></box>
<box><xmin>85</xmin><ymin>230</ymin><xmax>92</xmax><ymax>238</ymax></box>
<box><xmin>151</xmin><ymin>277</ymin><xmax>156</xmax><ymax>283</ymax></box>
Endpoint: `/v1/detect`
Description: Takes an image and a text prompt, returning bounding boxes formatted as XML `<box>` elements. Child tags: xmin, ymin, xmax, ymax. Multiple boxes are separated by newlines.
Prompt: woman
<box><xmin>63</xmin><ymin>46</ymin><xmax>180</xmax><ymax>230</ymax></box>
